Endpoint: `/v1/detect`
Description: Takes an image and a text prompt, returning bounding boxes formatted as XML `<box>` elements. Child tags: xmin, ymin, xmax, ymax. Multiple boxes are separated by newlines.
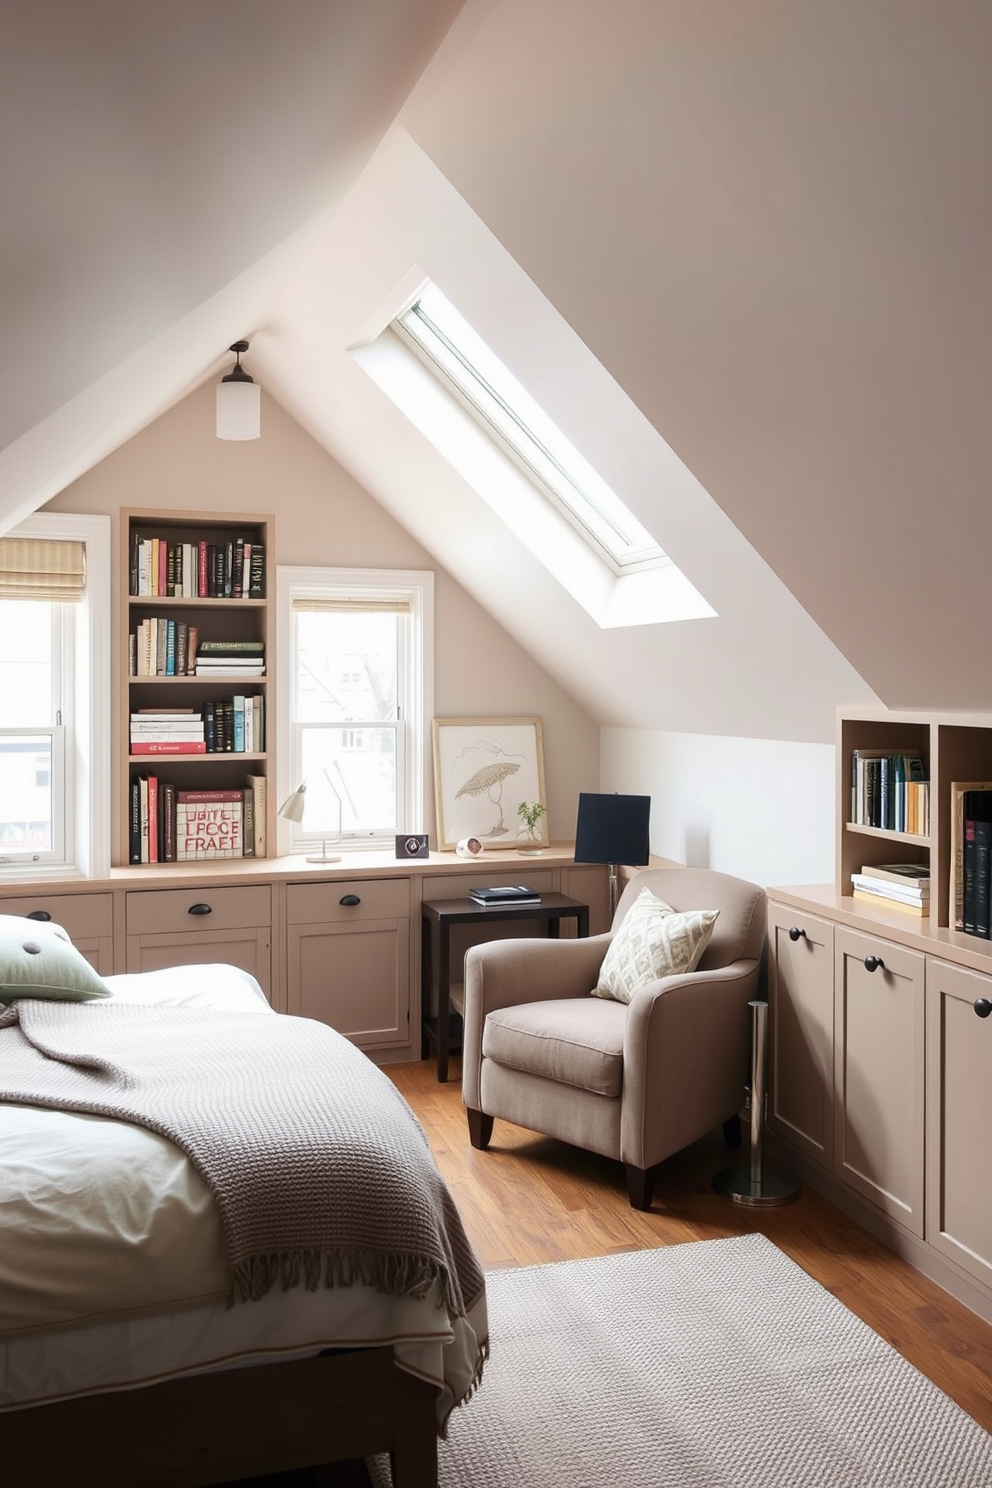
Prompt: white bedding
<box><xmin>0</xmin><ymin>964</ymin><xmax>485</xmax><ymax>1421</ymax></box>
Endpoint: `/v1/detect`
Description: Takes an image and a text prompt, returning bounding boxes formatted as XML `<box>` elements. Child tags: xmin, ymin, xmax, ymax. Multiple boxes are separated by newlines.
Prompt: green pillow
<box><xmin>0</xmin><ymin>915</ymin><xmax>111</xmax><ymax>1001</ymax></box>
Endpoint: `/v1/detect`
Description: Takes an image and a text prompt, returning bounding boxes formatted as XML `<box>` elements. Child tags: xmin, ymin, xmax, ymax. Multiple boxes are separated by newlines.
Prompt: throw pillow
<box><xmin>0</xmin><ymin>915</ymin><xmax>111</xmax><ymax>1002</ymax></box>
<box><xmin>592</xmin><ymin>889</ymin><xmax>719</xmax><ymax>1004</ymax></box>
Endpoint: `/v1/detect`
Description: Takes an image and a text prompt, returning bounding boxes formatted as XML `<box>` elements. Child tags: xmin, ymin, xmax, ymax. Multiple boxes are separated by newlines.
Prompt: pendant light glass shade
<box><xmin>216</xmin><ymin>340</ymin><xmax>261</xmax><ymax>440</ymax></box>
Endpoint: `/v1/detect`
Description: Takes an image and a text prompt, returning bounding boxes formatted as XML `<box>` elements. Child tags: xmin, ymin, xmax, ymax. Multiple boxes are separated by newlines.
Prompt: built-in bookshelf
<box><xmin>838</xmin><ymin>706</ymin><xmax>992</xmax><ymax>934</ymax></box>
<box><xmin>119</xmin><ymin>509</ymin><xmax>274</xmax><ymax>866</ymax></box>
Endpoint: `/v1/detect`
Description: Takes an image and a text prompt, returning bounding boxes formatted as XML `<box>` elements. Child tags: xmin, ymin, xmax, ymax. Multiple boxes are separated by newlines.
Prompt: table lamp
<box><xmin>573</xmin><ymin>791</ymin><xmax>651</xmax><ymax>919</ymax></box>
<box><xmin>278</xmin><ymin>779</ymin><xmax>343</xmax><ymax>864</ymax></box>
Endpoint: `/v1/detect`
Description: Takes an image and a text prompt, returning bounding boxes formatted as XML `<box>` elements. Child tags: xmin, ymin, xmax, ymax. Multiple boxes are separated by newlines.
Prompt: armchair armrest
<box><xmin>620</xmin><ymin>958</ymin><xmax>760</xmax><ymax>1171</ymax></box>
<box><xmin>461</xmin><ymin>933</ymin><xmax>611</xmax><ymax>1110</ymax></box>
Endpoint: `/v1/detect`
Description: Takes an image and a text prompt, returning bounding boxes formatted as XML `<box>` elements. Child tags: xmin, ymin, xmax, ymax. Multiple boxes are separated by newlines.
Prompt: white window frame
<box><xmin>276</xmin><ymin>566</ymin><xmax>433</xmax><ymax>855</ymax></box>
<box><xmin>0</xmin><ymin>511</ymin><xmax>111</xmax><ymax>881</ymax></box>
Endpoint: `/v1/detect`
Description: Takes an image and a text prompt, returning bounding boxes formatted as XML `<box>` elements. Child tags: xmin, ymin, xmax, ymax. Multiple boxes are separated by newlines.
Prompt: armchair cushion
<box><xmin>483</xmin><ymin>997</ymin><xmax>626</xmax><ymax>1097</ymax></box>
<box><xmin>592</xmin><ymin>888</ymin><xmax>719</xmax><ymax>1005</ymax></box>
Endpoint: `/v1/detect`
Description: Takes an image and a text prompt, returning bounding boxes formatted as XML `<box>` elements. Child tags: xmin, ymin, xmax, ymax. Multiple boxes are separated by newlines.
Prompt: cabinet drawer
<box><xmin>0</xmin><ymin>892</ymin><xmax>114</xmax><ymax>941</ymax></box>
<box><xmin>425</xmin><ymin>868</ymin><xmax>556</xmax><ymax>901</ymax></box>
<box><xmin>126</xmin><ymin>885</ymin><xmax>271</xmax><ymax>936</ymax></box>
<box><xmin>287</xmin><ymin>878</ymin><xmax>410</xmax><ymax>925</ymax></box>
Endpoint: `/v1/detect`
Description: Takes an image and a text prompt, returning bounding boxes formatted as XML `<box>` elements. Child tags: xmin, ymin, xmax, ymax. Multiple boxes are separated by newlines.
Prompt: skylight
<box><xmin>394</xmin><ymin>285</ymin><xmax>666</xmax><ymax>575</ymax></box>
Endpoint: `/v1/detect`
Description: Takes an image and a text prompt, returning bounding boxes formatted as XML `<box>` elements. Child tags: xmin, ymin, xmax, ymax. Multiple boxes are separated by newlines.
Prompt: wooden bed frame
<box><xmin>1</xmin><ymin>1347</ymin><xmax>438</xmax><ymax>1487</ymax></box>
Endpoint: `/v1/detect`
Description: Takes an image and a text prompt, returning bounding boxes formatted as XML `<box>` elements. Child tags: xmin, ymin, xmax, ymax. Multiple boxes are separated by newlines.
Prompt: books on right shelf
<box><xmin>948</xmin><ymin>783</ymin><xmax>992</xmax><ymax>936</ymax></box>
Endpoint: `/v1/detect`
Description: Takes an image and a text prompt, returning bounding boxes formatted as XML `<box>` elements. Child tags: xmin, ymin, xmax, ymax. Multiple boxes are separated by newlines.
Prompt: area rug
<box><xmin>370</xmin><ymin>1232</ymin><xmax>992</xmax><ymax>1487</ymax></box>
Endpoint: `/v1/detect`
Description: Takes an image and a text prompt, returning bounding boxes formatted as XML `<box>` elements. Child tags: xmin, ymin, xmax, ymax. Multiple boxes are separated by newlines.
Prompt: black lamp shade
<box><xmin>574</xmin><ymin>792</ymin><xmax>651</xmax><ymax>866</ymax></box>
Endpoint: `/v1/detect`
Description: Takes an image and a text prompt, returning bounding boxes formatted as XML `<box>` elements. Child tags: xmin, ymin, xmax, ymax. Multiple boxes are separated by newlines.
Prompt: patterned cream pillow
<box><xmin>592</xmin><ymin>889</ymin><xmax>719</xmax><ymax>1004</ymax></box>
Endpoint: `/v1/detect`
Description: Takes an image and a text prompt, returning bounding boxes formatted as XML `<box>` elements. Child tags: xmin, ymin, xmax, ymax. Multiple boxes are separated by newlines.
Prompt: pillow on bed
<box><xmin>591</xmin><ymin>889</ymin><xmax>719</xmax><ymax>1004</ymax></box>
<box><xmin>0</xmin><ymin>915</ymin><xmax>111</xmax><ymax>1002</ymax></box>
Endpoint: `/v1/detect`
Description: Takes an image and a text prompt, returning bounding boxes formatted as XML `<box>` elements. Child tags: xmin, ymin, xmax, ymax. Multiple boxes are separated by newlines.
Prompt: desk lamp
<box><xmin>278</xmin><ymin>779</ymin><xmax>343</xmax><ymax>864</ymax></box>
<box><xmin>573</xmin><ymin>791</ymin><xmax>651</xmax><ymax>920</ymax></box>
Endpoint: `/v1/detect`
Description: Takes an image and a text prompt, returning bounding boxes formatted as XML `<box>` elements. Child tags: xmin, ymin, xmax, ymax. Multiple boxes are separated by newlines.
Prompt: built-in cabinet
<box><xmin>768</xmin><ymin>706</ymin><xmax>992</xmax><ymax>1324</ymax></box>
<box><xmin>0</xmin><ymin>851</ymin><xmax>608</xmax><ymax>1067</ymax></box>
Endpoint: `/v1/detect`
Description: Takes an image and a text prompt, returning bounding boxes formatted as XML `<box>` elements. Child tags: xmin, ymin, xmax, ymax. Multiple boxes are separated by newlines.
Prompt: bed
<box><xmin>0</xmin><ymin>920</ymin><xmax>487</xmax><ymax>1488</ymax></box>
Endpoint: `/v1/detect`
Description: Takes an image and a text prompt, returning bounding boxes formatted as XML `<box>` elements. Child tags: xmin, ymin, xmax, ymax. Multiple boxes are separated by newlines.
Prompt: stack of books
<box><xmin>130</xmin><ymin>709</ymin><xmax>205</xmax><ymax>756</ymax></box>
<box><xmin>850</xmin><ymin>863</ymin><xmax>930</xmax><ymax>916</ymax></box>
<box><xmin>194</xmin><ymin>639</ymin><xmax>265</xmax><ymax>677</ymax></box>
<box><xmin>468</xmin><ymin>884</ymin><xmax>541</xmax><ymax>906</ymax></box>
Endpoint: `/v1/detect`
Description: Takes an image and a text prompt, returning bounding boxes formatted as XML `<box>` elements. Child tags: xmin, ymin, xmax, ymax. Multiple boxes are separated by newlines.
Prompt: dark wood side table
<box><xmin>421</xmin><ymin>892</ymin><xmax>590</xmax><ymax>1083</ymax></box>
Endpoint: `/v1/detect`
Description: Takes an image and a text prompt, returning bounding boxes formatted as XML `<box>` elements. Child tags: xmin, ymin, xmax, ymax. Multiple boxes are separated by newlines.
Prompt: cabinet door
<box><xmin>925</xmin><ymin>958</ymin><xmax>992</xmax><ymax>1290</ymax></box>
<box><xmin>126</xmin><ymin>926</ymin><xmax>271</xmax><ymax>993</ymax></box>
<box><xmin>834</xmin><ymin>927</ymin><xmax>925</xmax><ymax>1235</ymax></box>
<box><xmin>1</xmin><ymin>892</ymin><xmax>115</xmax><ymax>975</ymax></box>
<box><xmin>767</xmin><ymin>902</ymin><xmax>835</xmax><ymax>1168</ymax></box>
<box><xmin>287</xmin><ymin>919</ymin><xmax>410</xmax><ymax>1052</ymax></box>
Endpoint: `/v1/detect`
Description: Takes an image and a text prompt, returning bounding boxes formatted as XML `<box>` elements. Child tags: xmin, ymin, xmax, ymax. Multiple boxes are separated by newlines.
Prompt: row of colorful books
<box><xmin>129</xmin><ymin>623</ymin><xmax>266</xmax><ymax>677</ymax></box>
<box><xmin>849</xmin><ymin>750</ymin><xmax>929</xmax><ymax>834</ymax></box>
<box><xmin>849</xmin><ymin>862</ymin><xmax>929</xmax><ymax>916</ymax></box>
<box><xmin>129</xmin><ymin>535</ymin><xmax>264</xmax><ymax>599</ymax></box>
<box><xmin>129</xmin><ymin>776</ymin><xmax>267</xmax><ymax>863</ymax></box>
<box><xmin>129</xmin><ymin>697</ymin><xmax>265</xmax><ymax>755</ymax></box>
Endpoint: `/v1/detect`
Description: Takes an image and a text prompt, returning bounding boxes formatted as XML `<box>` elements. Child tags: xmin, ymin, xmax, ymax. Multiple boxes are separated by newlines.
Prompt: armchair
<box><xmin>461</xmin><ymin>867</ymin><xmax>766</xmax><ymax>1209</ymax></box>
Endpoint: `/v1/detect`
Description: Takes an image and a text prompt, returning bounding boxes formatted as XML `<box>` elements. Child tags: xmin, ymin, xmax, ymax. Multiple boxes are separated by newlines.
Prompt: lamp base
<box><xmin>306</xmin><ymin>853</ymin><xmax>342</xmax><ymax>864</ymax></box>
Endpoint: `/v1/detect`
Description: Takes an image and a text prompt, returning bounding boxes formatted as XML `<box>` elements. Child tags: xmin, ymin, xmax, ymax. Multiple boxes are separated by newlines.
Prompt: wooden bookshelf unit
<box><xmin>119</xmin><ymin>509</ymin><xmax>274</xmax><ymax>867</ymax></box>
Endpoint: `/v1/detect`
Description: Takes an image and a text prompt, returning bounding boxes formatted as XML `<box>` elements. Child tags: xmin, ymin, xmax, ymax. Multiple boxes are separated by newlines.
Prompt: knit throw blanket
<box><xmin>0</xmin><ymin>999</ymin><xmax>485</xmax><ymax>1333</ymax></box>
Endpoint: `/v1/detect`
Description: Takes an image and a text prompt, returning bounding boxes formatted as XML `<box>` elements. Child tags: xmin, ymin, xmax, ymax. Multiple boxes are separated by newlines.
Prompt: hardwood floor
<box><xmin>387</xmin><ymin>1057</ymin><xmax>992</xmax><ymax>1435</ymax></box>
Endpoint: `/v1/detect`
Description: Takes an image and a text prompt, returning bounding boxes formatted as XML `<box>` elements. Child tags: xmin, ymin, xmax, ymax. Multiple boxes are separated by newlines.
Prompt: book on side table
<box><xmin>468</xmin><ymin>885</ymin><xmax>541</xmax><ymax>906</ymax></box>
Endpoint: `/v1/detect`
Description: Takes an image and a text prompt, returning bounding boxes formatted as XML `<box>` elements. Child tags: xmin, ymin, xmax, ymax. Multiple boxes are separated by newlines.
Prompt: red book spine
<box><xmin>147</xmin><ymin>774</ymin><xmax>158</xmax><ymax>863</ymax></box>
<box><xmin>157</xmin><ymin>542</ymin><xmax>168</xmax><ymax>598</ymax></box>
<box><xmin>131</xmin><ymin>741</ymin><xmax>207</xmax><ymax>754</ymax></box>
<box><xmin>198</xmin><ymin>540</ymin><xmax>208</xmax><ymax>597</ymax></box>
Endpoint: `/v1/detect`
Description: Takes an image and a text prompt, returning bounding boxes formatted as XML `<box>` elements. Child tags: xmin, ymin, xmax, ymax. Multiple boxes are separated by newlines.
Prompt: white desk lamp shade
<box><xmin>278</xmin><ymin>785</ymin><xmax>307</xmax><ymax>823</ymax></box>
<box><xmin>216</xmin><ymin>378</ymin><xmax>260</xmax><ymax>441</ymax></box>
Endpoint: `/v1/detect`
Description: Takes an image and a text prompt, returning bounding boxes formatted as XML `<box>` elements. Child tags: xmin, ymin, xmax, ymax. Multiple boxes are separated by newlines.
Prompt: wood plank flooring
<box><xmin>388</xmin><ymin>1057</ymin><xmax>992</xmax><ymax>1435</ymax></box>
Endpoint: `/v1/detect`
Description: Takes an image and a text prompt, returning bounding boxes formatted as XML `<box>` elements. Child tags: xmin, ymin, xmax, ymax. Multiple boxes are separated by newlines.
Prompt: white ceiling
<box><xmin>7</xmin><ymin>1</ymin><xmax>988</xmax><ymax>736</ymax></box>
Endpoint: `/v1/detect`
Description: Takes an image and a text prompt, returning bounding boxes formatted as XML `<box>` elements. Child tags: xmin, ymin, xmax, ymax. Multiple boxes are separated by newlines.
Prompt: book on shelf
<box><xmin>949</xmin><ymin>782</ymin><xmax>992</xmax><ymax>933</ymax></box>
<box><xmin>468</xmin><ymin>885</ymin><xmax>541</xmax><ymax>905</ymax></box>
<box><xmin>852</xmin><ymin>889</ymin><xmax>929</xmax><ymax>917</ymax></box>
<box><xmin>244</xmin><ymin>772</ymin><xmax>267</xmax><ymax>857</ymax></box>
<box><xmin>197</xmin><ymin>639</ymin><xmax>265</xmax><ymax>652</ymax></box>
<box><xmin>963</xmin><ymin>796</ymin><xmax>992</xmax><ymax>938</ymax></box>
<box><xmin>129</xmin><ymin>778</ymin><xmax>141</xmax><ymax>863</ymax></box>
<box><xmin>161</xmin><ymin>781</ymin><xmax>177</xmax><ymax>862</ymax></box>
<box><xmin>131</xmin><ymin>740</ymin><xmax>207</xmax><ymax>755</ymax></box>
<box><xmin>176</xmin><ymin>789</ymin><xmax>244</xmax><ymax>861</ymax></box>
<box><xmin>850</xmin><ymin>874</ymin><xmax>928</xmax><ymax>905</ymax></box>
<box><xmin>859</xmin><ymin>862</ymin><xmax>930</xmax><ymax>888</ymax></box>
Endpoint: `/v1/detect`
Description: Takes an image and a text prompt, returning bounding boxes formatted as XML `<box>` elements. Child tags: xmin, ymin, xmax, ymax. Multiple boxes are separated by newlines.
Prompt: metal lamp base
<box><xmin>712</xmin><ymin>1164</ymin><xmax>801</xmax><ymax>1208</ymax></box>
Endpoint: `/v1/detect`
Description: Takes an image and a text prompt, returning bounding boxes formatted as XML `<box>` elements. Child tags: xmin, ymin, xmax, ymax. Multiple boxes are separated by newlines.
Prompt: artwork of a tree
<box><xmin>454</xmin><ymin>759</ymin><xmax>521</xmax><ymax>836</ymax></box>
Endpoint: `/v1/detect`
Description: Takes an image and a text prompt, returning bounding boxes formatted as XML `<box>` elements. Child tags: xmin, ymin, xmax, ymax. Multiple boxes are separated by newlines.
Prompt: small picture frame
<box><xmin>395</xmin><ymin>832</ymin><xmax>430</xmax><ymax>860</ymax></box>
<box><xmin>432</xmin><ymin>717</ymin><xmax>548</xmax><ymax>852</ymax></box>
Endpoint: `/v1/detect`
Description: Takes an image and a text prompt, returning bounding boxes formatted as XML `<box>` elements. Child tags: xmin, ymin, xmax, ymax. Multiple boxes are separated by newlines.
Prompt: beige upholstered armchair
<box><xmin>461</xmin><ymin>867</ymin><xmax>766</xmax><ymax>1210</ymax></box>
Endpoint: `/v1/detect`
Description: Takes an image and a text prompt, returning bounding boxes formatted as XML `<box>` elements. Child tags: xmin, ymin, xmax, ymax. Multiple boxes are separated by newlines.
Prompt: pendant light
<box><xmin>216</xmin><ymin>340</ymin><xmax>260</xmax><ymax>440</ymax></box>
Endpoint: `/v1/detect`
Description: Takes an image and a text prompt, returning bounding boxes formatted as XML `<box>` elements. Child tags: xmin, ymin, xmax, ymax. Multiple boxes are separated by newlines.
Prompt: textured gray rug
<box><xmin>372</xmin><ymin>1232</ymin><xmax>992</xmax><ymax>1487</ymax></box>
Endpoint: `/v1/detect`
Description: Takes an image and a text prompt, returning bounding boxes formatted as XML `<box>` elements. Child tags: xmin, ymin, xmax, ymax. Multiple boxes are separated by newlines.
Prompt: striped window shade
<box><xmin>0</xmin><ymin>538</ymin><xmax>86</xmax><ymax>601</ymax></box>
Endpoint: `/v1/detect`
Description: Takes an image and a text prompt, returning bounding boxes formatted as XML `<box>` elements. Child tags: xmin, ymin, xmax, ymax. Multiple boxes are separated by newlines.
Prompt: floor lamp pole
<box><xmin>713</xmin><ymin>999</ymin><xmax>801</xmax><ymax>1208</ymax></box>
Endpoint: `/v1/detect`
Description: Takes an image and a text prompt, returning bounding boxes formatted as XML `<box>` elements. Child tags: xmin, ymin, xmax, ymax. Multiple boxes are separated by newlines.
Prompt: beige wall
<box><xmin>45</xmin><ymin>382</ymin><xmax>600</xmax><ymax>855</ymax></box>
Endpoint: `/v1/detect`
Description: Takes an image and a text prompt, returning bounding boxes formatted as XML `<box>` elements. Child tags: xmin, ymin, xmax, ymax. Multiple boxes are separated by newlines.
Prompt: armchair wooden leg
<box><xmin>722</xmin><ymin>1114</ymin><xmax>743</xmax><ymax>1148</ymax></box>
<box><xmin>467</xmin><ymin>1108</ymin><xmax>494</xmax><ymax>1150</ymax></box>
<box><xmin>625</xmin><ymin>1163</ymin><xmax>654</xmax><ymax>1211</ymax></box>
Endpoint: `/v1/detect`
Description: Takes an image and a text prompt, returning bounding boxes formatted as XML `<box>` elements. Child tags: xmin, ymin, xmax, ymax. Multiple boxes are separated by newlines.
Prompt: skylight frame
<box><xmin>394</xmin><ymin>286</ymin><xmax>667</xmax><ymax>576</ymax></box>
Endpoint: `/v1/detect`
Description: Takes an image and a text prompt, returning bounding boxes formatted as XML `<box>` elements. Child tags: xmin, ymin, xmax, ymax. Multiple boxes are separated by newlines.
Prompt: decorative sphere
<box><xmin>456</xmin><ymin>836</ymin><xmax>484</xmax><ymax>858</ymax></box>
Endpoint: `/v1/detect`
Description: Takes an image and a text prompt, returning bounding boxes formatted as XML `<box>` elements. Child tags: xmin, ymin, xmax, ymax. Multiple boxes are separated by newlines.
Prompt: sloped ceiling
<box><xmin>7</xmin><ymin>2</ymin><xmax>988</xmax><ymax>735</ymax></box>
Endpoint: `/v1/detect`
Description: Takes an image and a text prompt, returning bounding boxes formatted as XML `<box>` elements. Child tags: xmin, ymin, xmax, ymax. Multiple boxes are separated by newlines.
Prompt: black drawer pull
<box><xmin>188</xmin><ymin>903</ymin><xmax>213</xmax><ymax>916</ymax></box>
<box><xmin>863</xmin><ymin>955</ymin><xmax>884</xmax><ymax>973</ymax></box>
<box><xmin>340</xmin><ymin>894</ymin><xmax>361</xmax><ymax>907</ymax></box>
<box><xmin>975</xmin><ymin>998</ymin><xmax>992</xmax><ymax>1019</ymax></box>
<box><xmin>788</xmin><ymin>926</ymin><xmax>806</xmax><ymax>942</ymax></box>
<box><xmin>26</xmin><ymin>909</ymin><xmax>52</xmax><ymax>922</ymax></box>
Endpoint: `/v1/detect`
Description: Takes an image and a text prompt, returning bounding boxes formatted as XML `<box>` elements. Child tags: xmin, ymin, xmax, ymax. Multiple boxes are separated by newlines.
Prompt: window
<box><xmin>277</xmin><ymin>567</ymin><xmax>433</xmax><ymax>853</ymax></box>
<box><xmin>0</xmin><ymin>513</ymin><xmax>111</xmax><ymax>879</ymax></box>
<box><xmin>395</xmin><ymin>284</ymin><xmax>665</xmax><ymax>575</ymax></box>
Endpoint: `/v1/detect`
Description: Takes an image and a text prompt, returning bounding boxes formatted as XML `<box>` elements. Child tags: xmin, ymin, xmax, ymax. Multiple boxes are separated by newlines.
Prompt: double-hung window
<box><xmin>0</xmin><ymin>515</ymin><xmax>111</xmax><ymax>878</ymax></box>
<box><xmin>277</xmin><ymin>567</ymin><xmax>433</xmax><ymax>853</ymax></box>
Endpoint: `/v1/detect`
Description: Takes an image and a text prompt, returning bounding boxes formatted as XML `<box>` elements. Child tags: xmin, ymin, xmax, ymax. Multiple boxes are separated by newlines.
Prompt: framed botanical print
<box><xmin>432</xmin><ymin>717</ymin><xmax>548</xmax><ymax>851</ymax></box>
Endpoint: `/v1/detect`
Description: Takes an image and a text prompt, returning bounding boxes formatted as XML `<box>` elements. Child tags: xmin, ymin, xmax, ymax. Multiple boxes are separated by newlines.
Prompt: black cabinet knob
<box><xmin>975</xmin><ymin>998</ymin><xmax>992</xmax><ymax>1019</ymax></box>
<box><xmin>788</xmin><ymin>926</ymin><xmax>806</xmax><ymax>942</ymax></box>
<box><xmin>340</xmin><ymin>894</ymin><xmax>361</xmax><ymax>907</ymax></box>
<box><xmin>863</xmin><ymin>955</ymin><xmax>884</xmax><ymax>973</ymax></box>
<box><xmin>187</xmin><ymin>903</ymin><xmax>212</xmax><ymax>916</ymax></box>
<box><xmin>26</xmin><ymin>909</ymin><xmax>52</xmax><ymax>922</ymax></box>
